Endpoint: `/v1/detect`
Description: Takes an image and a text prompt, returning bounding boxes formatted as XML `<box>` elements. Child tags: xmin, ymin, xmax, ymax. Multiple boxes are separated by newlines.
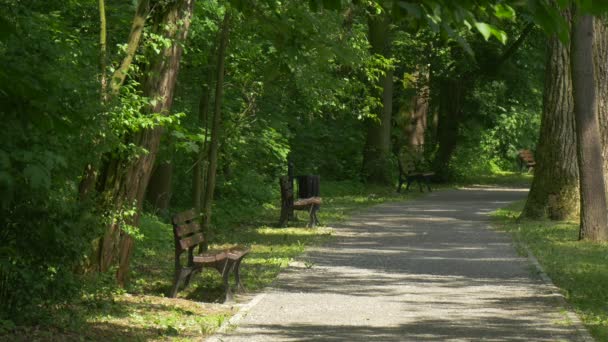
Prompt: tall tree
<box><xmin>79</xmin><ymin>0</ymin><xmax>152</xmax><ymax>199</ymax></box>
<box><xmin>570</xmin><ymin>12</ymin><xmax>608</xmax><ymax>241</ymax></box>
<box><xmin>94</xmin><ymin>0</ymin><xmax>195</xmax><ymax>284</ymax></box>
<box><xmin>201</xmin><ymin>9</ymin><xmax>231</xmax><ymax>247</ymax></box>
<box><xmin>594</xmin><ymin>18</ymin><xmax>608</xmax><ymax>200</ymax></box>
<box><xmin>522</xmin><ymin>11</ymin><xmax>579</xmax><ymax>220</ymax></box>
<box><xmin>362</xmin><ymin>7</ymin><xmax>394</xmax><ymax>184</ymax></box>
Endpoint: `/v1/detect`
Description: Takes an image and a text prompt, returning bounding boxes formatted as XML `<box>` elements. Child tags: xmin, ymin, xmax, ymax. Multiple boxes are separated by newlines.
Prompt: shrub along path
<box><xmin>210</xmin><ymin>187</ymin><xmax>592</xmax><ymax>341</ymax></box>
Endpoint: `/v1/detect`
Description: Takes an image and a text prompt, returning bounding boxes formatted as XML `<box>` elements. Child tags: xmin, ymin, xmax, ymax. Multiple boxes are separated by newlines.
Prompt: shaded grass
<box><xmin>454</xmin><ymin>170</ymin><xmax>533</xmax><ymax>187</ymax></box>
<box><xmin>492</xmin><ymin>201</ymin><xmax>608</xmax><ymax>341</ymax></box>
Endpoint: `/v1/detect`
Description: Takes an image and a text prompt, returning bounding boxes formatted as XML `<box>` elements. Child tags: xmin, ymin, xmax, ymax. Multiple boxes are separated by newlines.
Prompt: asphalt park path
<box><xmin>211</xmin><ymin>187</ymin><xmax>591</xmax><ymax>341</ymax></box>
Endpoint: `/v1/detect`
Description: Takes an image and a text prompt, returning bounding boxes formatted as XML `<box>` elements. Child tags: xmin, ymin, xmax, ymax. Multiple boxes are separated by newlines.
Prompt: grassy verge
<box><xmin>492</xmin><ymin>201</ymin><xmax>608</xmax><ymax>341</ymax></box>
<box><xmin>2</xmin><ymin>180</ymin><xmax>421</xmax><ymax>341</ymax></box>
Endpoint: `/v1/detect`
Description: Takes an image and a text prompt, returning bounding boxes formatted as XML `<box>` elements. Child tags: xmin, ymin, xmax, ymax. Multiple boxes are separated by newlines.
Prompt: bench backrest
<box><xmin>172</xmin><ymin>209</ymin><xmax>204</xmax><ymax>260</ymax></box>
<box><xmin>518</xmin><ymin>149</ymin><xmax>535</xmax><ymax>163</ymax></box>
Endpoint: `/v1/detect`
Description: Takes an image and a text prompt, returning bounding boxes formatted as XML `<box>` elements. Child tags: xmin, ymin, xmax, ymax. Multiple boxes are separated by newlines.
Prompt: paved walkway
<box><xmin>211</xmin><ymin>187</ymin><xmax>591</xmax><ymax>341</ymax></box>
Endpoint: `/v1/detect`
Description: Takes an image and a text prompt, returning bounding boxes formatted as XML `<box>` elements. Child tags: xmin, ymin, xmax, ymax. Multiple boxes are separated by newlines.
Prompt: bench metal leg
<box><xmin>405</xmin><ymin>177</ymin><xmax>413</xmax><ymax>191</ymax></box>
<box><xmin>233</xmin><ymin>259</ymin><xmax>246</xmax><ymax>293</ymax></box>
<box><xmin>219</xmin><ymin>260</ymin><xmax>234</xmax><ymax>302</ymax></box>
<box><xmin>168</xmin><ymin>268</ymin><xmax>191</xmax><ymax>298</ymax></box>
<box><xmin>424</xmin><ymin>176</ymin><xmax>432</xmax><ymax>192</ymax></box>
<box><xmin>397</xmin><ymin>176</ymin><xmax>405</xmax><ymax>193</ymax></box>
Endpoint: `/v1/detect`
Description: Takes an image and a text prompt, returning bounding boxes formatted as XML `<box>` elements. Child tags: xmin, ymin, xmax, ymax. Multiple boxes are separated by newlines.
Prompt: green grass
<box><xmin>492</xmin><ymin>201</ymin><xmax>608</xmax><ymax>341</ymax></box>
<box><xmin>455</xmin><ymin>170</ymin><xmax>533</xmax><ymax>187</ymax></box>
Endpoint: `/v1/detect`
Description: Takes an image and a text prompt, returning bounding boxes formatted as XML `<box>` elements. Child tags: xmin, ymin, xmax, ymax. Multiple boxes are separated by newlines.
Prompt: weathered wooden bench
<box><xmin>279</xmin><ymin>176</ymin><xmax>321</xmax><ymax>228</ymax></box>
<box><xmin>396</xmin><ymin>157</ymin><xmax>434</xmax><ymax>193</ymax></box>
<box><xmin>518</xmin><ymin>149</ymin><xmax>536</xmax><ymax>172</ymax></box>
<box><xmin>169</xmin><ymin>209</ymin><xmax>250</xmax><ymax>302</ymax></box>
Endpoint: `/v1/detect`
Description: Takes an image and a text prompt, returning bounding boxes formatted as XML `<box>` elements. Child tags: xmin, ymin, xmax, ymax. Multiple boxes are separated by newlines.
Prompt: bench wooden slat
<box><xmin>226</xmin><ymin>246</ymin><xmax>251</xmax><ymax>260</ymax></box>
<box><xmin>175</xmin><ymin>221</ymin><xmax>200</xmax><ymax>237</ymax></box>
<box><xmin>179</xmin><ymin>232</ymin><xmax>205</xmax><ymax>250</ymax></box>
<box><xmin>293</xmin><ymin>197</ymin><xmax>322</xmax><ymax>206</ymax></box>
<box><xmin>173</xmin><ymin>209</ymin><xmax>198</xmax><ymax>225</ymax></box>
<box><xmin>193</xmin><ymin>250</ymin><xmax>227</xmax><ymax>263</ymax></box>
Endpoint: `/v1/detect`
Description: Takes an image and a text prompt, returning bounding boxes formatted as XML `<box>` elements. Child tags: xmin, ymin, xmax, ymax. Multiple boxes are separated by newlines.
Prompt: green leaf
<box><xmin>474</xmin><ymin>22</ymin><xmax>492</xmax><ymax>41</ymax></box>
<box><xmin>493</xmin><ymin>4</ymin><xmax>516</xmax><ymax>21</ymax></box>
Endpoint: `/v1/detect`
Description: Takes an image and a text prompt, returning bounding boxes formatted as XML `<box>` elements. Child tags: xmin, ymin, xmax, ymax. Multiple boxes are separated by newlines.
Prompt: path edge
<box><xmin>521</xmin><ymin>244</ymin><xmax>595</xmax><ymax>341</ymax></box>
<box><xmin>205</xmin><ymin>292</ymin><xmax>267</xmax><ymax>342</ymax></box>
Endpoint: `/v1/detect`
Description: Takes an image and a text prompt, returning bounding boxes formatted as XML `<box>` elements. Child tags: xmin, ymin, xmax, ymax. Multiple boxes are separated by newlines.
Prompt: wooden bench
<box><xmin>169</xmin><ymin>209</ymin><xmax>250</xmax><ymax>302</ymax></box>
<box><xmin>518</xmin><ymin>149</ymin><xmax>536</xmax><ymax>172</ymax></box>
<box><xmin>279</xmin><ymin>176</ymin><xmax>321</xmax><ymax>228</ymax></box>
<box><xmin>396</xmin><ymin>157</ymin><xmax>434</xmax><ymax>193</ymax></box>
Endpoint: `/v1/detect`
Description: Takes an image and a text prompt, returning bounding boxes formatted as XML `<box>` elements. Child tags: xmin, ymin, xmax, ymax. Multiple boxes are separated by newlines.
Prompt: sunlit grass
<box><xmin>492</xmin><ymin>201</ymin><xmax>608</xmax><ymax>341</ymax></box>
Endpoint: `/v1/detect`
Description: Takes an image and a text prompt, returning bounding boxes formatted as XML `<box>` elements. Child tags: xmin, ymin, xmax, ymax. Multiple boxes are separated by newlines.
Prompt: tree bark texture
<box><xmin>522</xmin><ymin>18</ymin><xmax>579</xmax><ymax>220</ymax></box>
<box><xmin>201</xmin><ymin>10</ymin><xmax>231</xmax><ymax>247</ymax></box>
<box><xmin>145</xmin><ymin>160</ymin><xmax>173</xmax><ymax>212</ymax></box>
<box><xmin>362</xmin><ymin>12</ymin><xmax>393</xmax><ymax>184</ymax></box>
<box><xmin>99</xmin><ymin>0</ymin><xmax>108</xmax><ymax>99</ymax></box>
<box><xmin>593</xmin><ymin>19</ymin><xmax>608</xmax><ymax>199</ymax></box>
<box><xmin>571</xmin><ymin>14</ymin><xmax>608</xmax><ymax>241</ymax></box>
<box><xmin>193</xmin><ymin>65</ymin><xmax>215</xmax><ymax>214</ymax></box>
<box><xmin>433</xmin><ymin>78</ymin><xmax>465</xmax><ymax>181</ymax></box>
<box><xmin>398</xmin><ymin>66</ymin><xmax>429</xmax><ymax>149</ymax></box>
<box><xmin>95</xmin><ymin>0</ymin><xmax>194</xmax><ymax>284</ymax></box>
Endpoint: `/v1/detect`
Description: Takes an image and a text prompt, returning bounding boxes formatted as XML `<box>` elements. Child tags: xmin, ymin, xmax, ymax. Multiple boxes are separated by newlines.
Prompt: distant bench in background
<box><xmin>279</xmin><ymin>175</ymin><xmax>321</xmax><ymax>228</ymax></box>
<box><xmin>518</xmin><ymin>149</ymin><xmax>536</xmax><ymax>172</ymax></box>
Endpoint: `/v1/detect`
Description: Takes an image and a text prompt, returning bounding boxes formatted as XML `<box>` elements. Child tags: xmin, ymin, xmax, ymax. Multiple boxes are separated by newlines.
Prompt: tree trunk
<box><xmin>201</xmin><ymin>10</ymin><xmax>231</xmax><ymax>247</ymax></box>
<box><xmin>79</xmin><ymin>0</ymin><xmax>151</xmax><ymax>200</ymax></box>
<box><xmin>145</xmin><ymin>160</ymin><xmax>173</xmax><ymax>213</ymax></box>
<box><xmin>571</xmin><ymin>14</ymin><xmax>608</xmax><ymax>241</ymax></box>
<box><xmin>433</xmin><ymin>78</ymin><xmax>464</xmax><ymax>181</ymax></box>
<box><xmin>362</xmin><ymin>11</ymin><xmax>393</xmax><ymax>184</ymax></box>
<box><xmin>99</xmin><ymin>0</ymin><xmax>108</xmax><ymax>100</ymax></box>
<box><xmin>522</xmin><ymin>17</ymin><xmax>579</xmax><ymax>220</ymax></box>
<box><xmin>431</xmin><ymin>24</ymin><xmax>534</xmax><ymax>181</ymax></box>
<box><xmin>398</xmin><ymin>66</ymin><xmax>429</xmax><ymax>149</ymax></box>
<box><xmin>193</xmin><ymin>66</ymin><xmax>215</xmax><ymax>214</ymax></box>
<box><xmin>593</xmin><ymin>19</ymin><xmax>608</xmax><ymax>200</ymax></box>
<box><xmin>109</xmin><ymin>0</ymin><xmax>150</xmax><ymax>94</ymax></box>
<box><xmin>95</xmin><ymin>0</ymin><xmax>194</xmax><ymax>285</ymax></box>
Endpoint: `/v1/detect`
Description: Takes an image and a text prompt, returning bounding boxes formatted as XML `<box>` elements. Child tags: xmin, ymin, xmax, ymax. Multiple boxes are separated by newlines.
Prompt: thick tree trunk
<box><xmin>593</xmin><ymin>19</ymin><xmax>608</xmax><ymax>198</ymax></box>
<box><xmin>571</xmin><ymin>14</ymin><xmax>608</xmax><ymax>241</ymax></box>
<box><xmin>95</xmin><ymin>0</ymin><xmax>194</xmax><ymax>284</ymax></box>
<box><xmin>362</xmin><ymin>12</ymin><xmax>393</xmax><ymax>184</ymax></box>
<box><xmin>522</xmin><ymin>21</ymin><xmax>579</xmax><ymax>220</ymax></box>
<box><xmin>433</xmin><ymin>78</ymin><xmax>464</xmax><ymax>181</ymax></box>
<box><xmin>201</xmin><ymin>10</ymin><xmax>231</xmax><ymax>247</ymax></box>
<box><xmin>401</xmin><ymin>67</ymin><xmax>429</xmax><ymax>149</ymax></box>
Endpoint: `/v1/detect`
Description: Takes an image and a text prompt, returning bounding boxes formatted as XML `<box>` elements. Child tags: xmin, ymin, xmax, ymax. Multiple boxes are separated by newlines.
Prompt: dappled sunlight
<box><xmin>214</xmin><ymin>187</ymin><xmax>584</xmax><ymax>341</ymax></box>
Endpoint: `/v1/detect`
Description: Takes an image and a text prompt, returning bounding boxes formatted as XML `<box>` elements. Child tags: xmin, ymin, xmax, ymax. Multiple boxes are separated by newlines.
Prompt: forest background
<box><xmin>2</xmin><ymin>0</ymin><xmax>608</xmax><ymax>340</ymax></box>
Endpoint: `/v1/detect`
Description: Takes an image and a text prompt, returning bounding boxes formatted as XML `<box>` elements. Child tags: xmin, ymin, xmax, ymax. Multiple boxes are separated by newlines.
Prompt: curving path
<box><xmin>209</xmin><ymin>187</ymin><xmax>592</xmax><ymax>341</ymax></box>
